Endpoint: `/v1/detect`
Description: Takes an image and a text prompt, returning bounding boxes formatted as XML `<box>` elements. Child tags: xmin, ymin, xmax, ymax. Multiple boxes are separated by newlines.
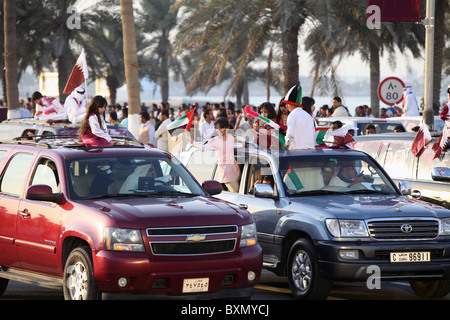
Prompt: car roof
<box><xmin>0</xmin><ymin>138</ymin><xmax>166</xmax><ymax>159</ymax></box>
<box><xmin>354</xmin><ymin>131</ymin><xmax>440</xmax><ymax>143</ymax></box>
<box><xmin>316</xmin><ymin>117</ymin><xmax>404</xmax><ymax>124</ymax></box>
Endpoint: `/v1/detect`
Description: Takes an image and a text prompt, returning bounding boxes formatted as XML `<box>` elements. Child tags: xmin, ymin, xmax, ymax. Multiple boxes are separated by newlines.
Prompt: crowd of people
<box><xmin>18</xmin><ymin>82</ymin><xmax>449</xmax><ymax>154</ymax></box>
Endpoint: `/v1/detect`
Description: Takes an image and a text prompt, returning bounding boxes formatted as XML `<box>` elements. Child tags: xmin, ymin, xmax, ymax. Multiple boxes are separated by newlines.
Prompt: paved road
<box><xmin>2</xmin><ymin>270</ymin><xmax>449</xmax><ymax>300</ymax></box>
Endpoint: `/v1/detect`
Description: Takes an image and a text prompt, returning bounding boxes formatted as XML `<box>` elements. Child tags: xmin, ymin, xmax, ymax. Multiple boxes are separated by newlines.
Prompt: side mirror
<box><xmin>254</xmin><ymin>183</ymin><xmax>275</xmax><ymax>198</ymax></box>
<box><xmin>202</xmin><ymin>180</ymin><xmax>222</xmax><ymax>195</ymax></box>
<box><xmin>431</xmin><ymin>167</ymin><xmax>450</xmax><ymax>182</ymax></box>
<box><xmin>26</xmin><ymin>184</ymin><xmax>61</xmax><ymax>203</ymax></box>
<box><xmin>398</xmin><ymin>181</ymin><xmax>412</xmax><ymax>196</ymax></box>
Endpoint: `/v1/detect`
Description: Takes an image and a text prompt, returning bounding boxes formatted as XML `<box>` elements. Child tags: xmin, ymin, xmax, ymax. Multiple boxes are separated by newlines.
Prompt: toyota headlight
<box><xmin>105</xmin><ymin>227</ymin><xmax>145</xmax><ymax>252</ymax></box>
<box><xmin>326</xmin><ymin>219</ymin><xmax>369</xmax><ymax>238</ymax></box>
<box><xmin>240</xmin><ymin>223</ymin><xmax>258</xmax><ymax>247</ymax></box>
<box><xmin>440</xmin><ymin>218</ymin><xmax>450</xmax><ymax>235</ymax></box>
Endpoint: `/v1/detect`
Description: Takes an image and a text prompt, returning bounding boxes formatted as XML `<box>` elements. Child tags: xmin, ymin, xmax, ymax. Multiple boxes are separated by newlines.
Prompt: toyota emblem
<box><xmin>400</xmin><ymin>224</ymin><xmax>413</xmax><ymax>233</ymax></box>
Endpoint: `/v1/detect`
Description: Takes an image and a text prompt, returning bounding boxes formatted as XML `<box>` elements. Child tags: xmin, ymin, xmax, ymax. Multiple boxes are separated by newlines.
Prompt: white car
<box><xmin>386</xmin><ymin>116</ymin><xmax>445</xmax><ymax>132</ymax></box>
<box><xmin>316</xmin><ymin>117</ymin><xmax>406</xmax><ymax>135</ymax></box>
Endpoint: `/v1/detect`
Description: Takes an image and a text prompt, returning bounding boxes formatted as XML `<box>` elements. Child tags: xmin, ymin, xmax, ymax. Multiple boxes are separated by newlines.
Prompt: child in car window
<box><xmin>78</xmin><ymin>96</ymin><xmax>114</xmax><ymax>147</ymax></box>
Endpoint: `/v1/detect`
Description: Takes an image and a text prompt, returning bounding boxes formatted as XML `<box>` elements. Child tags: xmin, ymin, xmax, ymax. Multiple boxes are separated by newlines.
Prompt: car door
<box><xmin>16</xmin><ymin>156</ymin><xmax>62</xmax><ymax>276</ymax></box>
<box><xmin>234</xmin><ymin>155</ymin><xmax>282</xmax><ymax>257</ymax></box>
<box><xmin>415</xmin><ymin>147</ymin><xmax>450</xmax><ymax>208</ymax></box>
<box><xmin>0</xmin><ymin>152</ymin><xmax>34</xmax><ymax>268</ymax></box>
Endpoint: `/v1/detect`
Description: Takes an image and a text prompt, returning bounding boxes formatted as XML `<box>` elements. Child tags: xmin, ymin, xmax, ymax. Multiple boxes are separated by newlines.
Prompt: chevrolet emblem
<box><xmin>186</xmin><ymin>234</ymin><xmax>206</xmax><ymax>242</ymax></box>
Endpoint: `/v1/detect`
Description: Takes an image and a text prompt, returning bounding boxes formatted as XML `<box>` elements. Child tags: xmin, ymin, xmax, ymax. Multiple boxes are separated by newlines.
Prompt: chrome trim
<box><xmin>149</xmin><ymin>239</ymin><xmax>237</xmax><ymax>256</ymax></box>
<box><xmin>366</xmin><ymin>217</ymin><xmax>440</xmax><ymax>241</ymax></box>
<box><xmin>146</xmin><ymin>225</ymin><xmax>238</xmax><ymax>237</ymax></box>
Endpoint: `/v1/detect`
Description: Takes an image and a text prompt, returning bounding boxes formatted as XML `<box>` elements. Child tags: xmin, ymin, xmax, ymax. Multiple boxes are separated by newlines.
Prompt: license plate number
<box><xmin>390</xmin><ymin>252</ymin><xmax>430</xmax><ymax>263</ymax></box>
<box><xmin>182</xmin><ymin>278</ymin><xmax>209</xmax><ymax>293</ymax></box>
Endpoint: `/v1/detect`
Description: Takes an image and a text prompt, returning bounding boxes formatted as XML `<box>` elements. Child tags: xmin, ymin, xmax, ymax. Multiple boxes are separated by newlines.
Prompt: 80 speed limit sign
<box><xmin>378</xmin><ymin>77</ymin><xmax>405</xmax><ymax>106</ymax></box>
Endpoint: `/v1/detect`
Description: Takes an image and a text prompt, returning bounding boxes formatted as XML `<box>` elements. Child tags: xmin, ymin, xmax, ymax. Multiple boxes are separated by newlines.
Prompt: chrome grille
<box><xmin>367</xmin><ymin>219</ymin><xmax>439</xmax><ymax>240</ymax></box>
<box><xmin>146</xmin><ymin>225</ymin><xmax>238</xmax><ymax>256</ymax></box>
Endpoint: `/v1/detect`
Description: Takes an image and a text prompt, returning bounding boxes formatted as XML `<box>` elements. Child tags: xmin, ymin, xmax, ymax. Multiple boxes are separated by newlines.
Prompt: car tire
<box><xmin>410</xmin><ymin>279</ymin><xmax>450</xmax><ymax>298</ymax></box>
<box><xmin>0</xmin><ymin>278</ymin><xmax>9</xmax><ymax>296</ymax></box>
<box><xmin>287</xmin><ymin>238</ymin><xmax>332</xmax><ymax>300</ymax></box>
<box><xmin>63</xmin><ymin>246</ymin><xmax>101</xmax><ymax>300</ymax></box>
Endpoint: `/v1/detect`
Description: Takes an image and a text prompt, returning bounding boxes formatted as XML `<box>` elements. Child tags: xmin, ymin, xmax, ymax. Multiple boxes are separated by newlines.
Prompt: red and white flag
<box><xmin>63</xmin><ymin>49</ymin><xmax>89</xmax><ymax>95</ymax></box>
<box><xmin>432</xmin><ymin>124</ymin><xmax>450</xmax><ymax>159</ymax></box>
<box><xmin>411</xmin><ymin>121</ymin><xmax>431</xmax><ymax>157</ymax></box>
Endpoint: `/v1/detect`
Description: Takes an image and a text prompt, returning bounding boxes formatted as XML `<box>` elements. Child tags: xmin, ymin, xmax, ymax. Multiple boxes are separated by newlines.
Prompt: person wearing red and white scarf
<box><xmin>65</xmin><ymin>86</ymin><xmax>87</xmax><ymax>125</ymax></box>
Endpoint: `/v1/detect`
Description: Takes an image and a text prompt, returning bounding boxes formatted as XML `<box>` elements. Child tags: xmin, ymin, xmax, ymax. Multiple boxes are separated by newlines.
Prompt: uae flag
<box><xmin>315</xmin><ymin>127</ymin><xmax>329</xmax><ymax>146</ymax></box>
<box><xmin>283</xmin><ymin>166</ymin><xmax>304</xmax><ymax>191</ymax></box>
<box><xmin>167</xmin><ymin>108</ymin><xmax>196</xmax><ymax>132</ymax></box>
<box><xmin>411</xmin><ymin>121</ymin><xmax>431</xmax><ymax>156</ymax></box>
<box><xmin>63</xmin><ymin>49</ymin><xmax>89</xmax><ymax>95</ymax></box>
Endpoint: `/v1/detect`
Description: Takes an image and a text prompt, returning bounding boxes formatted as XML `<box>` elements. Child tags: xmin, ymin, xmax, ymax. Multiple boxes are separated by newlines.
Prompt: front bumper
<box><xmin>92</xmin><ymin>245</ymin><xmax>263</xmax><ymax>297</ymax></box>
<box><xmin>315</xmin><ymin>240</ymin><xmax>450</xmax><ymax>281</ymax></box>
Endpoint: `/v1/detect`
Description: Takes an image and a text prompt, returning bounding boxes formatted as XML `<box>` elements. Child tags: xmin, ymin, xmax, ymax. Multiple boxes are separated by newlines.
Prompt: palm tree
<box><xmin>173</xmin><ymin>0</ymin><xmax>309</xmax><ymax>100</ymax></box>
<box><xmin>3</xmin><ymin>0</ymin><xmax>19</xmax><ymax>118</ymax></box>
<box><xmin>120</xmin><ymin>0</ymin><xmax>141</xmax><ymax>137</ymax></box>
<box><xmin>305</xmin><ymin>0</ymin><xmax>424</xmax><ymax>117</ymax></box>
<box><xmin>139</xmin><ymin>0</ymin><xmax>180</xmax><ymax>103</ymax></box>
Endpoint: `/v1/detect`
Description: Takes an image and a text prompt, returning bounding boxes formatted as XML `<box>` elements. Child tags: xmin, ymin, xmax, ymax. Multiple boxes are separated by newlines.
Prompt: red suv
<box><xmin>0</xmin><ymin>138</ymin><xmax>262</xmax><ymax>300</ymax></box>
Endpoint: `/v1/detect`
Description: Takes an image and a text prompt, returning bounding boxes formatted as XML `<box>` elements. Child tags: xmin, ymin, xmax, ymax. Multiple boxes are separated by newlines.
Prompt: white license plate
<box><xmin>390</xmin><ymin>252</ymin><xmax>430</xmax><ymax>263</ymax></box>
<box><xmin>182</xmin><ymin>278</ymin><xmax>209</xmax><ymax>293</ymax></box>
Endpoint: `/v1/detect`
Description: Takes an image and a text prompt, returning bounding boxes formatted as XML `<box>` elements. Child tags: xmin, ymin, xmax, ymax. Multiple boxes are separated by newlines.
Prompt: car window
<box><xmin>354</xmin><ymin>141</ymin><xmax>382</xmax><ymax>160</ymax></box>
<box><xmin>185</xmin><ymin>149</ymin><xmax>216</xmax><ymax>184</ymax></box>
<box><xmin>0</xmin><ymin>153</ymin><xmax>34</xmax><ymax>196</ymax></box>
<box><xmin>278</xmin><ymin>154</ymin><xmax>397</xmax><ymax>196</ymax></box>
<box><xmin>358</xmin><ymin>123</ymin><xmax>403</xmax><ymax>135</ymax></box>
<box><xmin>383</xmin><ymin>142</ymin><xmax>415</xmax><ymax>179</ymax></box>
<box><xmin>245</xmin><ymin>156</ymin><xmax>276</xmax><ymax>195</ymax></box>
<box><xmin>31</xmin><ymin>158</ymin><xmax>60</xmax><ymax>193</ymax></box>
<box><xmin>417</xmin><ymin>148</ymin><xmax>450</xmax><ymax>182</ymax></box>
<box><xmin>67</xmin><ymin>155</ymin><xmax>205</xmax><ymax>199</ymax></box>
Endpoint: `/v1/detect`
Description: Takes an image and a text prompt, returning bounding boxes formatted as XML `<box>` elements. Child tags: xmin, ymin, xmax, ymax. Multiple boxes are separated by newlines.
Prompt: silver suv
<box><xmin>183</xmin><ymin>145</ymin><xmax>450</xmax><ymax>300</ymax></box>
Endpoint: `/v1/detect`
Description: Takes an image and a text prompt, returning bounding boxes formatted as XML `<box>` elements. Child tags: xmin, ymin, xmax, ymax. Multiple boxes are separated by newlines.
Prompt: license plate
<box><xmin>390</xmin><ymin>252</ymin><xmax>430</xmax><ymax>263</ymax></box>
<box><xmin>182</xmin><ymin>278</ymin><xmax>209</xmax><ymax>293</ymax></box>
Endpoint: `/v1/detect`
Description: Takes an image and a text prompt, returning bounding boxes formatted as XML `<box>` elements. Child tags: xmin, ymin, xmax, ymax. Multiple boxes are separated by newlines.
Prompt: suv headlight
<box><xmin>440</xmin><ymin>218</ymin><xmax>450</xmax><ymax>235</ymax></box>
<box><xmin>326</xmin><ymin>219</ymin><xmax>369</xmax><ymax>238</ymax></box>
<box><xmin>240</xmin><ymin>223</ymin><xmax>258</xmax><ymax>247</ymax></box>
<box><xmin>105</xmin><ymin>227</ymin><xmax>145</xmax><ymax>252</ymax></box>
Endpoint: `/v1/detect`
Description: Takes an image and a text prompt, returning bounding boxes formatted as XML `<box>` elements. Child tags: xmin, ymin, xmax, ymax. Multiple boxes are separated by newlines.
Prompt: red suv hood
<box><xmin>81</xmin><ymin>196</ymin><xmax>251</xmax><ymax>229</ymax></box>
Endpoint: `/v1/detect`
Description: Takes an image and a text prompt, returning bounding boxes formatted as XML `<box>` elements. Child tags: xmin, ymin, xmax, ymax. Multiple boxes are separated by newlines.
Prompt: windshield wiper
<box><xmin>84</xmin><ymin>193</ymin><xmax>142</xmax><ymax>200</ymax></box>
<box><xmin>344</xmin><ymin>189</ymin><xmax>393</xmax><ymax>195</ymax></box>
<box><xmin>290</xmin><ymin>190</ymin><xmax>347</xmax><ymax>196</ymax></box>
<box><xmin>151</xmin><ymin>190</ymin><xmax>201</xmax><ymax>197</ymax></box>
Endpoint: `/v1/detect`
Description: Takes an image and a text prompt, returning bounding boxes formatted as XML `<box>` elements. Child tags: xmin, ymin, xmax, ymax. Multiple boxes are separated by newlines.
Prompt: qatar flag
<box><xmin>411</xmin><ymin>121</ymin><xmax>431</xmax><ymax>157</ymax></box>
<box><xmin>63</xmin><ymin>49</ymin><xmax>89</xmax><ymax>95</ymax></box>
<box><xmin>367</xmin><ymin>0</ymin><xmax>421</xmax><ymax>22</ymax></box>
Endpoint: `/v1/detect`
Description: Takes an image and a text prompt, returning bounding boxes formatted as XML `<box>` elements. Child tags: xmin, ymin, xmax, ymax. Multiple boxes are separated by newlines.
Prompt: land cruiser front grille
<box><xmin>146</xmin><ymin>225</ymin><xmax>238</xmax><ymax>256</ymax></box>
<box><xmin>367</xmin><ymin>219</ymin><xmax>439</xmax><ymax>240</ymax></box>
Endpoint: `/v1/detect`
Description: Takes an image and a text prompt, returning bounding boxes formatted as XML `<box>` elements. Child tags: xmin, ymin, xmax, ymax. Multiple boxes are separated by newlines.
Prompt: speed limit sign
<box><xmin>378</xmin><ymin>77</ymin><xmax>405</xmax><ymax>106</ymax></box>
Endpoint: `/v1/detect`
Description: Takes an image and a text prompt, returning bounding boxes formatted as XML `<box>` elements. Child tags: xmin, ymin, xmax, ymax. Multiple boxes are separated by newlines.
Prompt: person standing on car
<box><xmin>282</xmin><ymin>85</ymin><xmax>316</xmax><ymax>150</ymax></box>
<box><xmin>66</xmin><ymin>86</ymin><xmax>87</xmax><ymax>125</ymax></box>
<box><xmin>402</xmin><ymin>85</ymin><xmax>420</xmax><ymax>116</ymax></box>
<box><xmin>188</xmin><ymin>117</ymin><xmax>244</xmax><ymax>193</ymax></box>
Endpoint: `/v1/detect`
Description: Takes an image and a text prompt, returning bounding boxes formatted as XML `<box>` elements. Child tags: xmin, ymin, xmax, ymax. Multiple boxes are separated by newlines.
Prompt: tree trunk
<box><xmin>120</xmin><ymin>0</ymin><xmax>141</xmax><ymax>138</ymax></box>
<box><xmin>107</xmin><ymin>74</ymin><xmax>119</xmax><ymax>106</ymax></box>
<box><xmin>368</xmin><ymin>41</ymin><xmax>380</xmax><ymax>117</ymax></box>
<box><xmin>57</xmin><ymin>36</ymin><xmax>72</xmax><ymax>103</ymax></box>
<box><xmin>432</xmin><ymin>0</ymin><xmax>446</xmax><ymax>113</ymax></box>
<box><xmin>4</xmin><ymin>0</ymin><xmax>20</xmax><ymax>118</ymax></box>
<box><xmin>281</xmin><ymin>24</ymin><xmax>300</xmax><ymax>95</ymax></box>
<box><xmin>160</xmin><ymin>34</ymin><xmax>170</xmax><ymax>103</ymax></box>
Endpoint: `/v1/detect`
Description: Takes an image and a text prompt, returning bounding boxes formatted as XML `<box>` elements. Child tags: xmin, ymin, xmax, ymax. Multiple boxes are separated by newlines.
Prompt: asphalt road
<box><xmin>2</xmin><ymin>270</ymin><xmax>449</xmax><ymax>301</ymax></box>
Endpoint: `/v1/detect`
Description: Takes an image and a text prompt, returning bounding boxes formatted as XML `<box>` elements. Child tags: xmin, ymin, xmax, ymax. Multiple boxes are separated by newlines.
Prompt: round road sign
<box><xmin>378</xmin><ymin>77</ymin><xmax>405</xmax><ymax>106</ymax></box>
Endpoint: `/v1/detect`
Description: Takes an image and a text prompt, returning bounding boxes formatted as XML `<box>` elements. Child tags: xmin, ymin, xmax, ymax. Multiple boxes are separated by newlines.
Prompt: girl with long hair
<box><xmin>78</xmin><ymin>95</ymin><xmax>113</xmax><ymax>147</ymax></box>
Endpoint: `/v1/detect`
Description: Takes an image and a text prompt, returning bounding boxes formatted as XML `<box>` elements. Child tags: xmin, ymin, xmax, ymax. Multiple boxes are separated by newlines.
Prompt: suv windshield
<box><xmin>67</xmin><ymin>155</ymin><xmax>205</xmax><ymax>199</ymax></box>
<box><xmin>279</xmin><ymin>155</ymin><xmax>397</xmax><ymax>196</ymax></box>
